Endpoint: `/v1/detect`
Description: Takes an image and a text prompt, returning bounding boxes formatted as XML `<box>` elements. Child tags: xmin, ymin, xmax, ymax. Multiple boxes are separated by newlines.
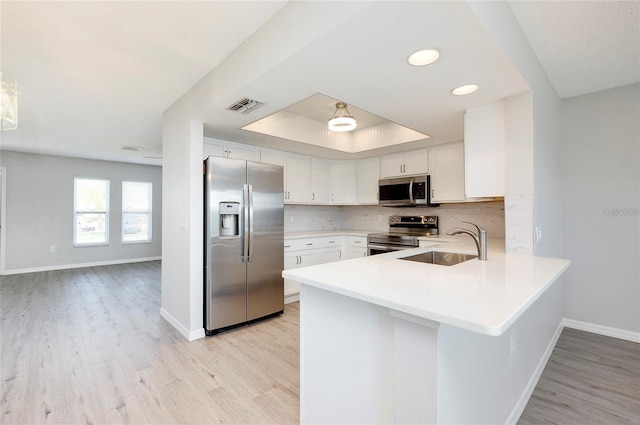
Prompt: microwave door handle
<box><xmin>409</xmin><ymin>178</ymin><xmax>414</xmax><ymax>203</ymax></box>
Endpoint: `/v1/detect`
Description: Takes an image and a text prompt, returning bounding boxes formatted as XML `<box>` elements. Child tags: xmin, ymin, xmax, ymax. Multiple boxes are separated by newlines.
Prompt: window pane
<box><xmin>76</xmin><ymin>179</ymin><xmax>108</xmax><ymax>212</ymax></box>
<box><xmin>74</xmin><ymin>178</ymin><xmax>109</xmax><ymax>246</ymax></box>
<box><xmin>122</xmin><ymin>181</ymin><xmax>152</xmax><ymax>242</ymax></box>
<box><xmin>75</xmin><ymin>213</ymin><xmax>107</xmax><ymax>244</ymax></box>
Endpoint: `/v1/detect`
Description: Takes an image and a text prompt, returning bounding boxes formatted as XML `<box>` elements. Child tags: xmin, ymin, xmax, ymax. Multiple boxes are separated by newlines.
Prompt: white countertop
<box><xmin>282</xmin><ymin>239</ymin><xmax>570</xmax><ymax>336</ymax></box>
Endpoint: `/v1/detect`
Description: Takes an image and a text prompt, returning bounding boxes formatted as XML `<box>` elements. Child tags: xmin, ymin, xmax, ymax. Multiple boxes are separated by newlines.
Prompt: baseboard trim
<box><xmin>505</xmin><ymin>319</ymin><xmax>564</xmax><ymax>425</ymax></box>
<box><xmin>2</xmin><ymin>256</ymin><xmax>162</xmax><ymax>276</ymax></box>
<box><xmin>159</xmin><ymin>308</ymin><xmax>205</xmax><ymax>341</ymax></box>
<box><xmin>285</xmin><ymin>292</ymin><xmax>300</xmax><ymax>304</ymax></box>
<box><xmin>563</xmin><ymin>318</ymin><xmax>640</xmax><ymax>343</ymax></box>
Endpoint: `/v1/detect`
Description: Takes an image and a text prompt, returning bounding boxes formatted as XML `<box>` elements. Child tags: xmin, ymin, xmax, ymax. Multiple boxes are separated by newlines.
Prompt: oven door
<box><xmin>367</xmin><ymin>244</ymin><xmax>414</xmax><ymax>256</ymax></box>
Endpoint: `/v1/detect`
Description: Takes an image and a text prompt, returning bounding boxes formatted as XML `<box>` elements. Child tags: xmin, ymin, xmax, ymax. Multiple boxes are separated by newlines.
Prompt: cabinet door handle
<box><xmin>296</xmin><ymin>255</ymin><xmax>301</xmax><ymax>265</ymax></box>
<box><xmin>354</xmin><ymin>240</ymin><xmax>362</xmax><ymax>244</ymax></box>
<box><xmin>312</xmin><ymin>193</ymin><xmax>315</xmax><ymax>201</ymax></box>
<box><xmin>306</xmin><ymin>243</ymin><xmax>313</xmax><ymax>246</ymax></box>
<box><xmin>431</xmin><ymin>189</ymin><xmax>435</xmax><ymax>199</ymax></box>
<box><xmin>400</xmin><ymin>164</ymin><xmax>403</xmax><ymax>174</ymax></box>
<box><xmin>328</xmin><ymin>240</ymin><xmax>335</xmax><ymax>244</ymax></box>
<box><xmin>284</xmin><ymin>245</ymin><xmax>291</xmax><ymax>248</ymax></box>
<box><xmin>339</xmin><ymin>250</ymin><xmax>342</xmax><ymax>259</ymax></box>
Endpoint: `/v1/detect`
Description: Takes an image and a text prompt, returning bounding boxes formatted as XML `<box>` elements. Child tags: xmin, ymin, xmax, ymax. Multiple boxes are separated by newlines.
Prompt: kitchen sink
<box><xmin>399</xmin><ymin>251</ymin><xmax>477</xmax><ymax>266</ymax></box>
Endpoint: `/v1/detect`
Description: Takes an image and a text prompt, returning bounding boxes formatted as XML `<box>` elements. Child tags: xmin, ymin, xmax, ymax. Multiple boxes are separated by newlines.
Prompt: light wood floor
<box><xmin>0</xmin><ymin>261</ymin><xmax>299</xmax><ymax>424</ymax></box>
<box><xmin>518</xmin><ymin>327</ymin><xmax>640</xmax><ymax>425</ymax></box>
<box><xmin>3</xmin><ymin>263</ymin><xmax>639</xmax><ymax>425</ymax></box>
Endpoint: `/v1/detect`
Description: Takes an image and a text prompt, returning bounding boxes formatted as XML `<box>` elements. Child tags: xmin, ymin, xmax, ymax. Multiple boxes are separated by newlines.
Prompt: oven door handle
<box><xmin>367</xmin><ymin>244</ymin><xmax>414</xmax><ymax>252</ymax></box>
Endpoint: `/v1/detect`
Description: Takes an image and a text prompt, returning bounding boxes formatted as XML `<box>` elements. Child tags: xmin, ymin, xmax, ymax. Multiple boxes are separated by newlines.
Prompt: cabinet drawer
<box><xmin>284</xmin><ymin>238</ymin><xmax>319</xmax><ymax>251</ymax></box>
<box><xmin>348</xmin><ymin>236</ymin><xmax>367</xmax><ymax>247</ymax></box>
<box><xmin>319</xmin><ymin>236</ymin><xmax>342</xmax><ymax>248</ymax></box>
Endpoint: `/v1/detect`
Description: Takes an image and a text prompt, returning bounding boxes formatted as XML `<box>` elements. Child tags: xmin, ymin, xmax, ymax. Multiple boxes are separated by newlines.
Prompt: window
<box><xmin>122</xmin><ymin>181</ymin><xmax>152</xmax><ymax>243</ymax></box>
<box><xmin>74</xmin><ymin>178</ymin><xmax>109</xmax><ymax>246</ymax></box>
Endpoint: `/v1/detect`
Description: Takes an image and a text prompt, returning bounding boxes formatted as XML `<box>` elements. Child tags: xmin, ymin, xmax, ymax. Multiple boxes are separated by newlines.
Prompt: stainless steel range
<box><xmin>367</xmin><ymin>215</ymin><xmax>438</xmax><ymax>255</ymax></box>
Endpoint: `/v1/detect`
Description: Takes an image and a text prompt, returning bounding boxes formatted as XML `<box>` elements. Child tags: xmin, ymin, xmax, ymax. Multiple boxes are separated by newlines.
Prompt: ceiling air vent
<box><xmin>226</xmin><ymin>97</ymin><xmax>265</xmax><ymax>115</ymax></box>
<box><xmin>121</xmin><ymin>145</ymin><xmax>144</xmax><ymax>152</ymax></box>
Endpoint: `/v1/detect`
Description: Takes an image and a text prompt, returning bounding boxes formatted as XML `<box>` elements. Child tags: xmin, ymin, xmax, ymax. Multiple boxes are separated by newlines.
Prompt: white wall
<box><xmin>0</xmin><ymin>151</ymin><xmax>162</xmax><ymax>274</ymax></box>
<box><xmin>561</xmin><ymin>83</ymin><xmax>640</xmax><ymax>334</ymax></box>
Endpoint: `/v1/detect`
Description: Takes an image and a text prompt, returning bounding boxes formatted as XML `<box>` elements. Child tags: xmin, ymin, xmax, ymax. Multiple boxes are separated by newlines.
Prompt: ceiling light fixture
<box><xmin>451</xmin><ymin>84</ymin><xmax>479</xmax><ymax>96</ymax></box>
<box><xmin>328</xmin><ymin>102</ymin><xmax>357</xmax><ymax>132</ymax></box>
<box><xmin>407</xmin><ymin>49</ymin><xmax>440</xmax><ymax>66</ymax></box>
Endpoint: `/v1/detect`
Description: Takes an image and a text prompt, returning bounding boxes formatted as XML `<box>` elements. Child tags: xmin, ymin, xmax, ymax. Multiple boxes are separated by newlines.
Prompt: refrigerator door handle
<box><xmin>242</xmin><ymin>184</ymin><xmax>250</xmax><ymax>263</ymax></box>
<box><xmin>248</xmin><ymin>184</ymin><xmax>254</xmax><ymax>262</ymax></box>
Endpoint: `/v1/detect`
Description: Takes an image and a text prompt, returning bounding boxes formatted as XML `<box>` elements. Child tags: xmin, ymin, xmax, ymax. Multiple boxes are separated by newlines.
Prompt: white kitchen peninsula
<box><xmin>283</xmin><ymin>239</ymin><xmax>570</xmax><ymax>424</ymax></box>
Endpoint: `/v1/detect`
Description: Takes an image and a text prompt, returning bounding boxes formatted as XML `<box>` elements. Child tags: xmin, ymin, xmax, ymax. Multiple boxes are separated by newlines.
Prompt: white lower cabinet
<box><xmin>284</xmin><ymin>234</ymin><xmax>368</xmax><ymax>302</ymax></box>
<box><xmin>284</xmin><ymin>248</ymin><xmax>319</xmax><ymax>302</ymax></box>
<box><xmin>345</xmin><ymin>236</ymin><xmax>368</xmax><ymax>259</ymax></box>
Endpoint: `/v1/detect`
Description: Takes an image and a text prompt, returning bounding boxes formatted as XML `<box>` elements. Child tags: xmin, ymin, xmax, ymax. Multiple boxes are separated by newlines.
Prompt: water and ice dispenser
<box><xmin>219</xmin><ymin>202</ymin><xmax>240</xmax><ymax>237</ymax></box>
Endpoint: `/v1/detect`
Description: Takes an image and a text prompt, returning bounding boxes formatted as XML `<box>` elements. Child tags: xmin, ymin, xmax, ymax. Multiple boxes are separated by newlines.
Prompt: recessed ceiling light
<box><xmin>451</xmin><ymin>84</ymin><xmax>479</xmax><ymax>96</ymax></box>
<box><xmin>407</xmin><ymin>49</ymin><xmax>440</xmax><ymax>66</ymax></box>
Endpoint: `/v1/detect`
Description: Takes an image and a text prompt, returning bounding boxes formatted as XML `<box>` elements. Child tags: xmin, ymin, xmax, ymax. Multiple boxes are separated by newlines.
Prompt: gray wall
<box><xmin>561</xmin><ymin>83</ymin><xmax>640</xmax><ymax>333</ymax></box>
<box><xmin>0</xmin><ymin>151</ymin><xmax>162</xmax><ymax>273</ymax></box>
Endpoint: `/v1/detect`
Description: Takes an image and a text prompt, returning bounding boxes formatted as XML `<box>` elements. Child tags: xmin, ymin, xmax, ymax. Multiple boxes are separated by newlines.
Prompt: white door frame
<box><xmin>0</xmin><ymin>167</ymin><xmax>6</xmax><ymax>274</ymax></box>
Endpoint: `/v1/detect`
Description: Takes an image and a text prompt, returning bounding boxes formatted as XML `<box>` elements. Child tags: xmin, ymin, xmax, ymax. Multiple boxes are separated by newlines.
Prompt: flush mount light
<box><xmin>407</xmin><ymin>49</ymin><xmax>440</xmax><ymax>66</ymax></box>
<box><xmin>451</xmin><ymin>84</ymin><xmax>479</xmax><ymax>96</ymax></box>
<box><xmin>328</xmin><ymin>102</ymin><xmax>357</xmax><ymax>132</ymax></box>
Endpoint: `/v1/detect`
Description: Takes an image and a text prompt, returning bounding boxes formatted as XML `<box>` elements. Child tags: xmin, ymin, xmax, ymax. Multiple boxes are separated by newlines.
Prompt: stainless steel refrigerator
<box><xmin>204</xmin><ymin>156</ymin><xmax>284</xmax><ymax>335</ymax></box>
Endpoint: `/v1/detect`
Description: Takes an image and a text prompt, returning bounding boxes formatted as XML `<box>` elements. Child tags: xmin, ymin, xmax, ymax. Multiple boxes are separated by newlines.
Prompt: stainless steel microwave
<box><xmin>378</xmin><ymin>175</ymin><xmax>440</xmax><ymax>207</ymax></box>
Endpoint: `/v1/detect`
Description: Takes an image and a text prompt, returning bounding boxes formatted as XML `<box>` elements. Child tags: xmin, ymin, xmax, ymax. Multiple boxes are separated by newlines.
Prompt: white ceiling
<box><xmin>508</xmin><ymin>1</ymin><xmax>640</xmax><ymax>99</ymax></box>
<box><xmin>1</xmin><ymin>1</ymin><xmax>638</xmax><ymax>165</ymax></box>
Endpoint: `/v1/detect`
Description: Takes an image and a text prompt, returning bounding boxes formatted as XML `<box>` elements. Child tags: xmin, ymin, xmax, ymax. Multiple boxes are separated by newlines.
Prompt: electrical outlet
<box><xmin>535</xmin><ymin>226</ymin><xmax>543</xmax><ymax>245</ymax></box>
<box><xmin>377</xmin><ymin>215</ymin><xmax>382</xmax><ymax>223</ymax></box>
<box><xmin>49</xmin><ymin>245</ymin><xmax>56</xmax><ymax>253</ymax></box>
<box><xmin>510</xmin><ymin>332</ymin><xmax>517</xmax><ymax>357</ymax></box>
<box><xmin>289</xmin><ymin>215</ymin><xmax>295</xmax><ymax>224</ymax></box>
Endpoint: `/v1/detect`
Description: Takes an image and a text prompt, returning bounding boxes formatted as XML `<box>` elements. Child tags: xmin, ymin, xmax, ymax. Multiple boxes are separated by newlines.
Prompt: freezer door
<box><xmin>205</xmin><ymin>156</ymin><xmax>247</xmax><ymax>331</ymax></box>
<box><xmin>246</xmin><ymin>161</ymin><xmax>284</xmax><ymax>321</ymax></box>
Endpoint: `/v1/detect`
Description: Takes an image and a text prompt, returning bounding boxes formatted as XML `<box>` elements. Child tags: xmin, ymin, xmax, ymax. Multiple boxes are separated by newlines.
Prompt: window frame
<box><xmin>73</xmin><ymin>177</ymin><xmax>110</xmax><ymax>247</ymax></box>
<box><xmin>121</xmin><ymin>180</ymin><xmax>153</xmax><ymax>244</ymax></box>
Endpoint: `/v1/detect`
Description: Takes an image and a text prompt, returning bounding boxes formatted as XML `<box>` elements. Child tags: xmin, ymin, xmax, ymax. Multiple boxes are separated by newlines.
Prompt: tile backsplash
<box><xmin>285</xmin><ymin>201</ymin><xmax>505</xmax><ymax>237</ymax></box>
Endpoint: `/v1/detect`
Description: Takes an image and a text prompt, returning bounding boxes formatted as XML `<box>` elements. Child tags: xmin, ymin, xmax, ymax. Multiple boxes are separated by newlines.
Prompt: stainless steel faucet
<box><xmin>446</xmin><ymin>221</ymin><xmax>487</xmax><ymax>261</ymax></box>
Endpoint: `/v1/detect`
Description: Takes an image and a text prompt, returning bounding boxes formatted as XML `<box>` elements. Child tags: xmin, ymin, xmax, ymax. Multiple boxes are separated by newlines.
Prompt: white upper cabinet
<box><xmin>310</xmin><ymin>157</ymin><xmax>331</xmax><ymax>204</ymax></box>
<box><xmin>226</xmin><ymin>141</ymin><xmax>260</xmax><ymax>161</ymax></box>
<box><xmin>380</xmin><ymin>149</ymin><xmax>428</xmax><ymax>178</ymax></box>
<box><xmin>203</xmin><ymin>137</ymin><xmax>260</xmax><ymax>161</ymax></box>
<box><xmin>331</xmin><ymin>160</ymin><xmax>357</xmax><ymax>204</ymax></box>
<box><xmin>203</xmin><ymin>138</ymin><xmax>226</xmax><ymax>158</ymax></box>
<box><xmin>464</xmin><ymin>101</ymin><xmax>505</xmax><ymax>197</ymax></box>
<box><xmin>428</xmin><ymin>142</ymin><xmax>465</xmax><ymax>203</ymax></box>
<box><xmin>260</xmin><ymin>148</ymin><xmax>286</xmax><ymax>166</ymax></box>
<box><xmin>285</xmin><ymin>153</ymin><xmax>311</xmax><ymax>204</ymax></box>
<box><xmin>356</xmin><ymin>157</ymin><xmax>380</xmax><ymax>204</ymax></box>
